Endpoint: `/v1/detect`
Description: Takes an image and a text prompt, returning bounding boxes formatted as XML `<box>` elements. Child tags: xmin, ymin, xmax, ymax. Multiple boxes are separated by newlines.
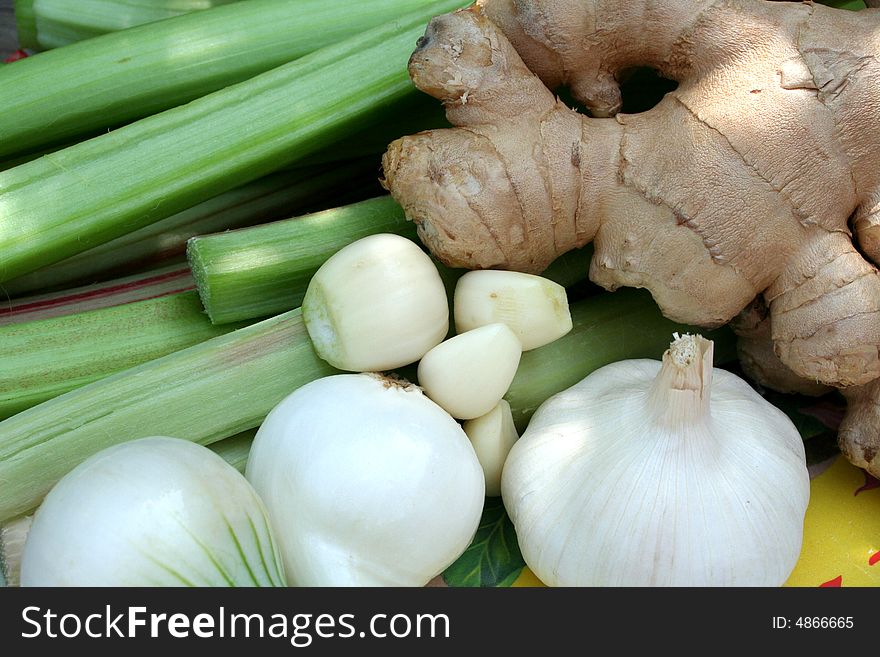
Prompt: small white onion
<box><xmin>453</xmin><ymin>270</ymin><xmax>572</xmax><ymax>350</ymax></box>
<box><xmin>246</xmin><ymin>373</ymin><xmax>485</xmax><ymax>586</ymax></box>
<box><xmin>20</xmin><ymin>437</ymin><xmax>285</xmax><ymax>587</ymax></box>
<box><xmin>463</xmin><ymin>399</ymin><xmax>519</xmax><ymax>496</ymax></box>
<box><xmin>417</xmin><ymin>323</ymin><xmax>522</xmax><ymax>419</ymax></box>
<box><xmin>302</xmin><ymin>233</ymin><xmax>449</xmax><ymax>371</ymax></box>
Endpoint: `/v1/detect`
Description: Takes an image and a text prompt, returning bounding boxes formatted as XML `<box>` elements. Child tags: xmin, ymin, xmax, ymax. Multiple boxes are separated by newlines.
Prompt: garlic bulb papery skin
<box><xmin>417</xmin><ymin>323</ymin><xmax>522</xmax><ymax>419</ymax></box>
<box><xmin>246</xmin><ymin>373</ymin><xmax>485</xmax><ymax>586</ymax></box>
<box><xmin>453</xmin><ymin>270</ymin><xmax>572</xmax><ymax>350</ymax></box>
<box><xmin>502</xmin><ymin>335</ymin><xmax>810</xmax><ymax>587</ymax></box>
<box><xmin>302</xmin><ymin>233</ymin><xmax>448</xmax><ymax>372</ymax></box>
<box><xmin>21</xmin><ymin>437</ymin><xmax>285</xmax><ymax>587</ymax></box>
<box><xmin>463</xmin><ymin>400</ymin><xmax>519</xmax><ymax>497</ymax></box>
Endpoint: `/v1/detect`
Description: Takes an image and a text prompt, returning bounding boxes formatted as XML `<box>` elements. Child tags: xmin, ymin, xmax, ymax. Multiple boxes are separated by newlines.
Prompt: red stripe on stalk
<box><xmin>3</xmin><ymin>50</ymin><xmax>29</xmax><ymax>63</ymax></box>
<box><xmin>0</xmin><ymin>268</ymin><xmax>192</xmax><ymax>317</ymax></box>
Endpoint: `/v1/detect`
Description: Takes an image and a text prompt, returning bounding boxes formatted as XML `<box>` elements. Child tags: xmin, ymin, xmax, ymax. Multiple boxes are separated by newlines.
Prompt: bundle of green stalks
<box><xmin>0</xmin><ymin>0</ymin><xmax>468</xmax><ymax>286</ymax></box>
<box><xmin>3</xmin><ymin>0</ymin><xmax>456</xmax><ymax>159</ymax></box>
<box><xmin>2</xmin><ymin>160</ymin><xmax>382</xmax><ymax>295</ymax></box>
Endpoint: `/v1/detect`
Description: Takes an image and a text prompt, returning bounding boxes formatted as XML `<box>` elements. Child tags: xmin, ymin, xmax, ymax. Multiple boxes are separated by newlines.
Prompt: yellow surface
<box><xmin>511</xmin><ymin>567</ymin><xmax>543</xmax><ymax>587</ymax></box>
<box><xmin>511</xmin><ymin>456</ymin><xmax>880</xmax><ymax>587</ymax></box>
<box><xmin>785</xmin><ymin>456</ymin><xmax>880</xmax><ymax>587</ymax></box>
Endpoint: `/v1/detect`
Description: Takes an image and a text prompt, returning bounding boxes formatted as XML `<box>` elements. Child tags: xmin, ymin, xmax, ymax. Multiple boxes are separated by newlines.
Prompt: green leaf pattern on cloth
<box><xmin>443</xmin><ymin>497</ymin><xmax>524</xmax><ymax>587</ymax></box>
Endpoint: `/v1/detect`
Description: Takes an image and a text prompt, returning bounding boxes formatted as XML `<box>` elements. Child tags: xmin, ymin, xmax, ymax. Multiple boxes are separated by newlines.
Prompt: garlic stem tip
<box><xmin>670</xmin><ymin>333</ymin><xmax>698</xmax><ymax>367</ymax></box>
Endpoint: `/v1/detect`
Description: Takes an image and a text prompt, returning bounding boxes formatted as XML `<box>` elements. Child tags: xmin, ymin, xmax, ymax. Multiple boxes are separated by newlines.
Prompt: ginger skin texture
<box><xmin>839</xmin><ymin>382</ymin><xmax>880</xmax><ymax>476</ymax></box>
<box><xmin>732</xmin><ymin>299</ymin><xmax>832</xmax><ymax>398</ymax></box>
<box><xmin>733</xmin><ymin>298</ymin><xmax>880</xmax><ymax>476</ymax></box>
<box><xmin>381</xmin><ymin>0</ymin><xmax>880</xmax><ymax>391</ymax></box>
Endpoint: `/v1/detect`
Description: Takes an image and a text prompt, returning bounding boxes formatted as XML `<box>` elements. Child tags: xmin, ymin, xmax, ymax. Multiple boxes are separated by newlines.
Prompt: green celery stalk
<box><xmin>188</xmin><ymin>196</ymin><xmax>419</xmax><ymax>324</ymax></box>
<box><xmin>0</xmin><ymin>0</ymin><xmax>463</xmax><ymax>282</ymax></box>
<box><xmin>538</xmin><ymin>247</ymin><xmax>596</xmax><ymax>290</ymax></box>
<box><xmin>295</xmin><ymin>93</ymin><xmax>449</xmax><ymax>167</ymax></box>
<box><xmin>16</xmin><ymin>0</ymin><xmax>240</xmax><ymax>50</ymax></box>
<box><xmin>0</xmin><ymin>91</ymin><xmax>449</xmax><ymax>174</ymax></box>
<box><xmin>817</xmin><ymin>0</ymin><xmax>866</xmax><ymax>8</ymax></box>
<box><xmin>505</xmin><ymin>289</ymin><xmax>736</xmax><ymax>431</ymax></box>
<box><xmin>0</xmin><ymin>290</ymin><xmax>245</xmax><ymax>420</ymax></box>
<box><xmin>0</xmin><ymin>287</ymin><xmax>734</xmax><ymax>523</ymax></box>
<box><xmin>13</xmin><ymin>0</ymin><xmax>38</xmax><ymax>52</ymax></box>
<box><xmin>0</xmin><ymin>140</ymin><xmax>75</xmax><ymax>173</ymax></box>
<box><xmin>210</xmin><ymin>429</ymin><xmax>257</xmax><ymax>474</ymax></box>
<box><xmin>3</xmin><ymin>160</ymin><xmax>378</xmax><ymax>296</ymax></box>
<box><xmin>2</xmin><ymin>0</ymin><xmax>461</xmax><ymax>158</ymax></box>
<box><xmin>0</xmin><ymin>263</ymin><xmax>193</xmax><ymax>325</ymax></box>
<box><xmin>188</xmin><ymin>198</ymin><xmax>594</xmax><ymax>325</ymax></box>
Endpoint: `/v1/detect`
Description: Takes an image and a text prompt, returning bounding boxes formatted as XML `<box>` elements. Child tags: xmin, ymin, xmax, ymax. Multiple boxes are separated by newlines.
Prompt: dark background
<box><xmin>1</xmin><ymin>0</ymin><xmax>16</xmax><ymax>56</ymax></box>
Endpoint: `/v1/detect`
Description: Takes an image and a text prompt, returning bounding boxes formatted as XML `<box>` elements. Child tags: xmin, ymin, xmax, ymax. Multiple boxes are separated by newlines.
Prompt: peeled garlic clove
<box><xmin>246</xmin><ymin>373</ymin><xmax>485</xmax><ymax>586</ymax></box>
<box><xmin>21</xmin><ymin>437</ymin><xmax>285</xmax><ymax>587</ymax></box>
<box><xmin>502</xmin><ymin>334</ymin><xmax>810</xmax><ymax>587</ymax></box>
<box><xmin>463</xmin><ymin>399</ymin><xmax>519</xmax><ymax>497</ymax></box>
<box><xmin>417</xmin><ymin>323</ymin><xmax>522</xmax><ymax>419</ymax></box>
<box><xmin>302</xmin><ymin>233</ymin><xmax>448</xmax><ymax>371</ymax></box>
<box><xmin>453</xmin><ymin>270</ymin><xmax>572</xmax><ymax>350</ymax></box>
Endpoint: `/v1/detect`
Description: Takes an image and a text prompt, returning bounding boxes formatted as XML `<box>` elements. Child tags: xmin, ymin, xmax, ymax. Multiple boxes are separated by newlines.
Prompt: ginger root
<box><xmin>732</xmin><ymin>298</ymin><xmax>833</xmax><ymax>398</ymax></box>
<box><xmin>839</xmin><ymin>382</ymin><xmax>880</xmax><ymax>477</ymax></box>
<box><xmin>381</xmin><ymin>0</ymin><xmax>880</xmax><ymax>389</ymax></box>
<box><xmin>733</xmin><ymin>302</ymin><xmax>879</xmax><ymax>477</ymax></box>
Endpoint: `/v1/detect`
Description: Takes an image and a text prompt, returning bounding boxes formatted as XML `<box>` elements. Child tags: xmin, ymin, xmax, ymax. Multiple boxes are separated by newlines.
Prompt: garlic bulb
<box><xmin>417</xmin><ymin>323</ymin><xmax>522</xmax><ymax>419</ymax></box>
<box><xmin>246</xmin><ymin>373</ymin><xmax>485</xmax><ymax>586</ymax></box>
<box><xmin>454</xmin><ymin>270</ymin><xmax>572</xmax><ymax>350</ymax></box>
<box><xmin>21</xmin><ymin>437</ymin><xmax>285</xmax><ymax>587</ymax></box>
<box><xmin>302</xmin><ymin>233</ymin><xmax>448</xmax><ymax>371</ymax></box>
<box><xmin>502</xmin><ymin>334</ymin><xmax>810</xmax><ymax>587</ymax></box>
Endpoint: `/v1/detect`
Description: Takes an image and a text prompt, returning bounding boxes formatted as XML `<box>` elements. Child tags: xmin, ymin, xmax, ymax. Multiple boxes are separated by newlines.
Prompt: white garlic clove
<box><xmin>302</xmin><ymin>233</ymin><xmax>448</xmax><ymax>372</ymax></box>
<box><xmin>463</xmin><ymin>399</ymin><xmax>519</xmax><ymax>497</ymax></box>
<box><xmin>453</xmin><ymin>270</ymin><xmax>572</xmax><ymax>350</ymax></box>
<box><xmin>417</xmin><ymin>323</ymin><xmax>522</xmax><ymax>420</ymax></box>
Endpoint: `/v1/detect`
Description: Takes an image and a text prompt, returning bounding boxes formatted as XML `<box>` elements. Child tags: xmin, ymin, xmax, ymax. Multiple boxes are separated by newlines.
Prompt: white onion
<box><xmin>21</xmin><ymin>437</ymin><xmax>285</xmax><ymax>587</ymax></box>
<box><xmin>246</xmin><ymin>373</ymin><xmax>485</xmax><ymax>586</ymax></box>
